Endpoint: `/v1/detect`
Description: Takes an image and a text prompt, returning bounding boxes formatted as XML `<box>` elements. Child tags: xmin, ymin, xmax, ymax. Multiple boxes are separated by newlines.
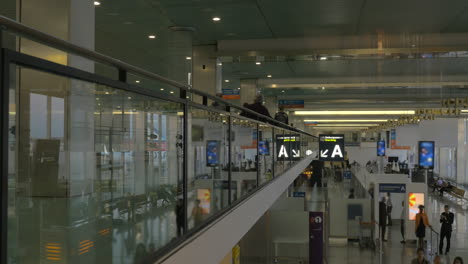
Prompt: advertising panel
<box><xmin>258</xmin><ymin>140</ymin><xmax>270</xmax><ymax>155</ymax></box>
<box><xmin>418</xmin><ymin>141</ymin><xmax>435</xmax><ymax>168</ymax></box>
<box><xmin>377</xmin><ymin>140</ymin><xmax>386</xmax><ymax>156</ymax></box>
<box><xmin>197</xmin><ymin>189</ymin><xmax>211</xmax><ymax>214</ymax></box>
<box><xmin>206</xmin><ymin>140</ymin><xmax>220</xmax><ymax>167</ymax></box>
<box><xmin>408</xmin><ymin>192</ymin><xmax>425</xmax><ymax>220</ymax></box>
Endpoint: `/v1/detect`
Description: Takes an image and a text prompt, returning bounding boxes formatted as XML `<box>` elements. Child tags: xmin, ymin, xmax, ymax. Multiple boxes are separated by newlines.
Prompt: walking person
<box><xmin>379</xmin><ymin>196</ymin><xmax>388</xmax><ymax>241</ymax></box>
<box><xmin>274</xmin><ymin>106</ymin><xmax>289</xmax><ymax>125</ymax></box>
<box><xmin>411</xmin><ymin>248</ymin><xmax>429</xmax><ymax>264</ymax></box>
<box><xmin>386</xmin><ymin>192</ymin><xmax>393</xmax><ymax>226</ymax></box>
<box><xmin>415</xmin><ymin>205</ymin><xmax>431</xmax><ymax>249</ymax></box>
<box><xmin>400</xmin><ymin>201</ymin><xmax>406</xmax><ymax>243</ymax></box>
<box><xmin>439</xmin><ymin>205</ymin><xmax>455</xmax><ymax>255</ymax></box>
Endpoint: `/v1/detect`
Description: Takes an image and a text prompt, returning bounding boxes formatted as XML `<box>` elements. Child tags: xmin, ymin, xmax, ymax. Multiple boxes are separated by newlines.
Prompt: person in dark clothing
<box><xmin>411</xmin><ymin>248</ymin><xmax>429</xmax><ymax>264</ymax></box>
<box><xmin>379</xmin><ymin>197</ymin><xmax>387</xmax><ymax>241</ymax></box>
<box><xmin>310</xmin><ymin>160</ymin><xmax>323</xmax><ymax>187</ymax></box>
<box><xmin>274</xmin><ymin>106</ymin><xmax>289</xmax><ymax>125</ymax></box>
<box><xmin>453</xmin><ymin>257</ymin><xmax>464</xmax><ymax>264</ymax></box>
<box><xmin>348</xmin><ymin>188</ymin><xmax>355</xmax><ymax>199</ymax></box>
<box><xmin>241</xmin><ymin>95</ymin><xmax>271</xmax><ymax>122</ymax></box>
<box><xmin>176</xmin><ymin>198</ymin><xmax>184</xmax><ymax>236</ymax></box>
<box><xmin>439</xmin><ymin>204</ymin><xmax>455</xmax><ymax>255</ymax></box>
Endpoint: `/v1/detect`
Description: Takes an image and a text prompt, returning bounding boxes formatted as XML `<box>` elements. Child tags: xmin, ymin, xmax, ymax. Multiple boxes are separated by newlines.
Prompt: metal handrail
<box><xmin>0</xmin><ymin>15</ymin><xmax>312</xmax><ymax>136</ymax></box>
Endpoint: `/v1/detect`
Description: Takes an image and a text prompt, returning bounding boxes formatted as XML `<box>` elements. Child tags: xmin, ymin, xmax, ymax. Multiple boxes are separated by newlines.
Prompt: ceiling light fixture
<box><xmin>186</xmin><ymin>56</ymin><xmax>192</xmax><ymax>60</ymax></box>
<box><xmin>224</xmin><ymin>80</ymin><xmax>230</xmax><ymax>83</ymax></box>
<box><xmin>281</xmin><ymin>90</ymin><xmax>285</xmax><ymax>93</ymax></box>
<box><xmin>322</xmin><ymin>87</ymin><xmax>325</xmax><ymax>90</ymax></box>
<box><xmin>267</xmin><ymin>75</ymin><xmax>272</xmax><ymax>78</ymax></box>
<box><xmin>255</xmin><ymin>62</ymin><xmax>261</xmax><ymax>65</ymax></box>
<box><xmin>237</xmin><ymin>87</ymin><xmax>241</xmax><ymax>90</ymax></box>
<box><xmin>170</xmin><ymin>91</ymin><xmax>174</xmax><ymax>94</ymax></box>
<box><xmin>160</xmin><ymin>88</ymin><xmax>164</xmax><ymax>91</ymax></box>
<box><xmin>217</xmin><ymin>62</ymin><xmax>223</xmax><ymax>66</ymax></box>
<box><xmin>128</xmin><ymin>97</ymin><xmax>132</xmax><ymax>99</ymax></box>
<box><xmin>148</xmin><ymin>35</ymin><xmax>156</xmax><ymax>39</ymax></box>
<box><xmin>304</xmin><ymin>119</ymin><xmax>388</xmax><ymax>122</ymax></box>
<box><xmin>272</xmin><ymin>84</ymin><xmax>277</xmax><ymax>88</ymax></box>
<box><xmin>312</xmin><ymin>124</ymin><xmax>380</xmax><ymax>127</ymax></box>
<box><xmin>212</xmin><ymin>17</ymin><xmax>221</xmax><ymax>22</ymax></box>
<box><xmin>320</xmin><ymin>56</ymin><xmax>327</xmax><ymax>61</ymax></box>
<box><xmin>94</xmin><ymin>1</ymin><xmax>101</xmax><ymax>6</ymax></box>
<box><xmin>135</xmin><ymin>80</ymin><xmax>140</xmax><ymax>83</ymax></box>
<box><xmin>295</xmin><ymin>110</ymin><xmax>415</xmax><ymax>115</ymax></box>
<box><xmin>105</xmin><ymin>92</ymin><xmax>110</xmax><ymax>95</ymax></box>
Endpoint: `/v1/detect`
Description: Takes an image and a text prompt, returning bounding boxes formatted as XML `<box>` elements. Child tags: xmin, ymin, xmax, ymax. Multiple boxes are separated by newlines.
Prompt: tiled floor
<box><xmin>300</xmin><ymin>179</ymin><xmax>468</xmax><ymax>264</ymax></box>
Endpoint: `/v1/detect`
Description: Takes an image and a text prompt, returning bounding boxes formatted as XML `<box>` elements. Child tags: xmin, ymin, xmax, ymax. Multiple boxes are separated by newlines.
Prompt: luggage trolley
<box><xmin>358</xmin><ymin>217</ymin><xmax>375</xmax><ymax>249</ymax></box>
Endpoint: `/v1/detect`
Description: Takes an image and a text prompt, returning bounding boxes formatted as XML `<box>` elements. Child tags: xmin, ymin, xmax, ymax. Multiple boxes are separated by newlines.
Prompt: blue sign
<box><xmin>222</xmin><ymin>89</ymin><xmax>240</xmax><ymax>99</ymax></box>
<box><xmin>379</xmin><ymin>183</ymin><xmax>406</xmax><ymax>193</ymax></box>
<box><xmin>293</xmin><ymin>192</ymin><xmax>306</xmax><ymax>198</ymax></box>
<box><xmin>419</xmin><ymin>141</ymin><xmax>435</xmax><ymax>168</ymax></box>
<box><xmin>278</xmin><ymin>100</ymin><xmax>304</xmax><ymax>108</ymax></box>
<box><xmin>343</xmin><ymin>171</ymin><xmax>352</xmax><ymax>179</ymax></box>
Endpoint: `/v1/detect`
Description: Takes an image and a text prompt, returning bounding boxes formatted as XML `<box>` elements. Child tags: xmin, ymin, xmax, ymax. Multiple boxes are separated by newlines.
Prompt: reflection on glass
<box><xmin>231</xmin><ymin>118</ymin><xmax>258</xmax><ymax>201</ymax></box>
<box><xmin>8</xmin><ymin>66</ymin><xmax>183</xmax><ymax>264</ymax></box>
<box><xmin>258</xmin><ymin>125</ymin><xmax>273</xmax><ymax>184</ymax></box>
<box><xmin>187</xmin><ymin>108</ymin><xmax>229</xmax><ymax>230</ymax></box>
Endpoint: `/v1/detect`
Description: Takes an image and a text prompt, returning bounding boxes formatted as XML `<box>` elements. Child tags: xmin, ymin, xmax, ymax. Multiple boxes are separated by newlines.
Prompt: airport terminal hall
<box><xmin>4</xmin><ymin>1</ymin><xmax>468</xmax><ymax>264</ymax></box>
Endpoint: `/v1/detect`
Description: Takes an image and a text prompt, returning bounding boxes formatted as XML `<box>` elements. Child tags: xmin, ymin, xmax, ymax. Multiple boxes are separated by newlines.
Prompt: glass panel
<box><xmin>187</xmin><ymin>107</ymin><xmax>230</xmax><ymax>230</ymax></box>
<box><xmin>231</xmin><ymin>118</ymin><xmax>258</xmax><ymax>202</ymax></box>
<box><xmin>258</xmin><ymin>124</ymin><xmax>273</xmax><ymax>184</ymax></box>
<box><xmin>274</xmin><ymin>129</ymin><xmax>286</xmax><ymax>175</ymax></box>
<box><xmin>7</xmin><ymin>64</ymin><xmax>184</xmax><ymax>264</ymax></box>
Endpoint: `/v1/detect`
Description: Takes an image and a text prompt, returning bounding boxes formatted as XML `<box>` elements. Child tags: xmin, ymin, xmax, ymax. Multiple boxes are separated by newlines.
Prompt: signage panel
<box><xmin>293</xmin><ymin>192</ymin><xmax>306</xmax><ymax>198</ymax></box>
<box><xmin>377</xmin><ymin>140</ymin><xmax>386</xmax><ymax>156</ymax></box>
<box><xmin>418</xmin><ymin>141</ymin><xmax>435</xmax><ymax>168</ymax></box>
<box><xmin>222</xmin><ymin>88</ymin><xmax>240</xmax><ymax>100</ymax></box>
<box><xmin>278</xmin><ymin>99</ymin><xmax>305</xmax><ymax>108</ymax></box>
<box><xmin>319</xmin><ymin>134</ymin><xmax>344</xmax><ymax>161</ymax></box>
<box><xmin>276</xmin><ymin>134</ymin><xmax>301</xmax><ymax>161</ymax></box>
<box><xmin>309</xmin><ymin>212</ymin><xmax>323</xmax><ymax>264</ymax></box>
<box><xmin>379</xmin><ymin>183</ymin><xmax>406</xmax><ymax>193</ymax></box>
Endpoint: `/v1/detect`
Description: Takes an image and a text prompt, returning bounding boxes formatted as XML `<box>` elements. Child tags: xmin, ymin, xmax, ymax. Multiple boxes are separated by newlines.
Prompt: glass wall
<box><xmin>3</xmin><ymin>51</ymin><xmax>313</xmax><ymax>264</ymax></box>
<box><xmin>187</xmin><ymin>107</ymin><xmax>229</xmax><ymax>230</ymax></box>
<box><xmin>7</xmin><ymin>65</ymin><xmax>184</xmax><ymax>264</ymax></box>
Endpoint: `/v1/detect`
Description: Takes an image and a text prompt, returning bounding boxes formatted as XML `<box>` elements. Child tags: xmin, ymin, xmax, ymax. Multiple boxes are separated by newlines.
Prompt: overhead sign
<box><xmin>222</xmin><ymin>88</ymin><xmax>240</xmax><ymax>99</ymax></box>
<box><xmin>309</xmin><ymin>212</ymin><xmax>324</xmax><ymax>264</ymax></box>
<box><xmin>278</xmin><ymin>99</ymin><xmax>304</xmax><ymax>108</ymax></box>
<box><xmin>276</xmin><ymin>134</ymin><xmax>301</xmax><ymax>161</ymax></box>
<box><xmin>379</xmin><ymin>183</ymin><xmax>406</xmax><ymax>193</ymax></box>
<box><xmin>293</xmin><ymin>192</ymin><xmax>306</xmax><ymax>198</ymax></box>
<box><xmin>319</xmin><ymin>134</ymin><xmax>344</xmax><ymax>161</ymax></box>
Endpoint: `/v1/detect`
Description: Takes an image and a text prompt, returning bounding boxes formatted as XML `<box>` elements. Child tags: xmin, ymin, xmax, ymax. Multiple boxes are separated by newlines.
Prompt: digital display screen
<box><xmin>418</xmin><ymin>141</ymin><xmax>435</xmax><ymax>168</ymax></box>
<box><xmin>408</xmin><ymin>193</ymin><xmax>425</xmax><ymax>220</ymax></box>
<box><xmin>377</xmin><ymin>141</ymin><xmax>385</xmax><ymax>156</ymax></box>
<box><xmin>206</xmin><ymin>140</ymin><xmax>219</xmax><ymax>167</ymax></box>
<box><xmin>258</xmin><ymin>141</ymin><xmax>269</xmax><ymax>155</ymax></box>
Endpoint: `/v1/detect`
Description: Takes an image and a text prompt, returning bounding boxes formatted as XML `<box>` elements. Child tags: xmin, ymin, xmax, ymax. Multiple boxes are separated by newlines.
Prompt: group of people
<box><xmin>378</xmin><ymin>192</ymin><xmax>461</xmax><ymax>262</ymax></box>
<box><xmin>432</xmin><ymin>177</ymin><xmax>454</xmax><ymax>197</ymax></box>
<box><xmin>236</xmin><ymin>94</ymin><xmax>290</xmax><ymax>126</ymax></box>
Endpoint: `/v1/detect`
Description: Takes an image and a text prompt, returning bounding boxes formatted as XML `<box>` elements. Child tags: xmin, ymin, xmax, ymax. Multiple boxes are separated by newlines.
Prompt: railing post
<box><xmin>256</xmin><ymin>123</ymin><xmax>259</xmax><ymax>187</ymax></box>
<box><xmin>182</xmin><ymin>100</ymin><xmax>189</xmax><ymax>234</ymax></box>
<box><xmin>0</xmin><ymin>45</ymin><xmax>9</xmax><ymax>264</ymax></box>
<box><xmin>228</xmin><ymin>111</ymin><xmax>232</xmax><ymax>205</ymax></box>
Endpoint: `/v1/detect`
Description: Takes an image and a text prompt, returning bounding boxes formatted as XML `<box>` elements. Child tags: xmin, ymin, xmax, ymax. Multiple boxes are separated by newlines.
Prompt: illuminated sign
<box><xmin>377</xmin><ymin>141</ymin><xmax>385</xmax><ymax>156</ymax></box>
<box><xmin>319</xmin><ymin>134</ymin><xmax>344</xmax><ymax>161</ymax></box>
<box><xmin>276</xmin><ymin>134</ymin><xmax>301</xmax><ymax>161</ymax></box>
<box><xmin>408</xmin><ymin>193</ymin><xmax>424</xmax><ymax>220</ymax></box>
<box><xmin>197</xmin><ymin>189</ymin><xmax>211</xmax><ymax>214</ymax></box>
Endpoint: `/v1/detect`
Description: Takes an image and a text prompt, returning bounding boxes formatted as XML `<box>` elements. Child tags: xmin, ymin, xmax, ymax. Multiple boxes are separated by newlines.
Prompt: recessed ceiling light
<box><xmin>94</xmin><ymin>1</ymin><xmax>101</xmax><ymax>6</ymax></box>
<box><xmin>186</xmin><ymin>96</ymin><xmax>190</xmax><ymax>99</ymax></box>
<box><xmin>217</xmin><ymin>62</ymin><xmax>223</xmax><ymax>66</ymax></box>
<box><xmin>212</xmin><ymin>17</ymin><xmax>221</xmax><ymax>22</ymax></box>
<box><xmin>224</xmin><ymin>80</ymin><xmax>230</xmax><ymax>83</ymax></box>
<box><xmin>267</xmin><ymin>75</ymin><xmax>272</xmax><ymax>78</ymax></box>
<box><xmin>105</xmin><ymin>92</ymin><xmax>109</xmax><ymax>95</ymax></box>
<box><xmin>96</xmin><ymin>98</ymin><xmax>99</xmax><ymax>100</ymax></box>
<box><xmin>272</xmin><ymin>84</ymin><xmax>277</xmax><ymax>88</ymax></box>
<box><xmin>148</xmin><ymin>35</ymin><xmax>156</xmax><ymax>39</ymax></box>
<box><xmin>160</xmin><ymin>88</ymin><xmax>164</xmax><ymax>91</ymax></box>
<box><xmin>135</xmin><ymin>80</ymin><xmax>140</xmax><ymax>83</ymax></box>
<box><xmin>281</xmin><ymin>90</ymin><xmax>285</xmax><ymax>93</ymax></box>
<box><xmin>320</xmin><ymin>56</ymin><xmax>327</xmax><ymax>61</ymax></box>
<box><xmin>170</xmin><ymin>91</ymin><xmax>174</xmax><ymax>94</ymax></box>
<box><xmin>255</xmin><ymin>62</ymin><xmax>261</xmax><ymax>65</ymax></box>
<box><xmin>237</xmin><ymin>87</ymin><xmax>241</xmax><ymax>90</ymax></box>
<box><xmin>322</xmin><ymin>87</ymin><xmax>325</xmax><ymax>90</ymax></box>
<box><xmin>128</xmin><ymin>97</ymin><xmax>132</xmax><ymax>99</ymax></box>
<box><xmin>186</xmin><ymin>56</ymin><xmax>192</xmax><ymax>60</ymax></box>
